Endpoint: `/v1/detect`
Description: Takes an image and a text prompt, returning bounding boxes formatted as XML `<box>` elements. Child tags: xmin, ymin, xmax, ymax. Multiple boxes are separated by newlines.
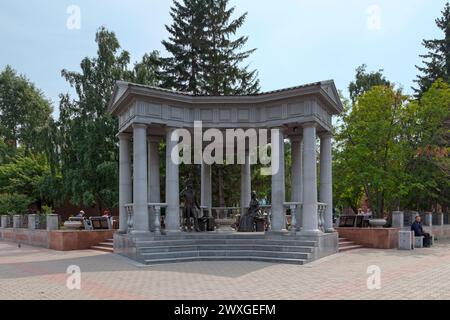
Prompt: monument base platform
<box><xmin>114</xmin><ymin>231</ymin><xmax>338</xmax><ymax>265</ymax></box>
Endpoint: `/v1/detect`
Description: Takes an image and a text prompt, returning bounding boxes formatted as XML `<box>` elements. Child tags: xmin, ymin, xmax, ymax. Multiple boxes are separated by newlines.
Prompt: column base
<box><xmin>130</xmin><ymin>230</ymin><xmax>152</xmax><ymax>237</ymax></box>
<box><xmin>164</xmin><ymin>229</ymin><xmax>181</xmax><ymax>234</ymax></box>
<box><xmin>298</xmin><ymin>229</ymin><xmax>323</xmax><ymax>236</ymax></box>
<box><xmin>325</xmin><ymin>228</ymin><xmax>336</xmax><ymax>233</ymax></box>
<box><xmin>265</xmin><ymin>230</ymin><xmax>289</xmax><ymax>236</ymax></box>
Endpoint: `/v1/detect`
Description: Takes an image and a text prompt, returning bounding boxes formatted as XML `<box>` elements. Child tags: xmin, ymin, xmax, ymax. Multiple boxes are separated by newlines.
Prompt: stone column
<box><xmin>290</xmin><ymin>135</ymin><xmax>302</xmax><ymax>231</ymax></box>
<box><xmin>165</xmin><ymin>128</ymin><xmax>180</xmax><ymax>233</ymax></box>
<box><xmin>148</xmin><ymin>136</ymin><xmax>161</xmax><ymax>231</ymax></box>
<box><xmin>271</xmin><ymin>128</ymin><xmax>286</xmax><ymax>232</ymax></box>
<box><xmin>201</xmin><ymin>161</ymin><xmax>212</xmax><ymax>216</ymax></box>
<box><xmin>118</xmin><ymin>133</ymin><xmax>132</xmax><ymax>233</ymax></box>
<box><xmin>320</xmin><ymin>132</ymin><xmax>334</xmax><ymax>233</ymax></box>
<box><xmin>240</xmin><ymin>149</ymin><xmax>251</xmax><ymax>215</ymax></box>
<box><xmin>301</xmin><ymin>122</ymin><xmax>321</xmax><ymax>235</ymax></box>
<box><xmin>132</xmin><ymin>123</ymin><xmax>149</xmax><ymax>234</ymax></box>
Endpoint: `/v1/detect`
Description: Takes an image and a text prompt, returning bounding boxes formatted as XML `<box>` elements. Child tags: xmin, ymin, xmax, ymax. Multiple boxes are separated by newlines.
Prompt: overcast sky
<box><xmin>0</xmin><ymin>0</ymin><xmax>447</xmax><ymax>116</ymax></box>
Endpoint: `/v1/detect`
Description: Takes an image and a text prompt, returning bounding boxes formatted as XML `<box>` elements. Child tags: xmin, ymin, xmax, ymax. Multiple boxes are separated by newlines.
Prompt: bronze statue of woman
<box><xmin>238</xmin><ymin>191</ymin><xmax>260</xmax><ymax>232</ymax></box>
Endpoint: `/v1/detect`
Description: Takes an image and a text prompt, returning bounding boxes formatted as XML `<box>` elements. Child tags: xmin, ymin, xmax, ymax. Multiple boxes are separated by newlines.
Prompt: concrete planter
<box><xmin>63</xmin><ymin>221</ymin><xmax>83</xmax><ymax>230</ymax></box>
<box><xmin>369</xmin><ymin>219</ymin><xmax>387</xmax><ymax>228</ymax></box>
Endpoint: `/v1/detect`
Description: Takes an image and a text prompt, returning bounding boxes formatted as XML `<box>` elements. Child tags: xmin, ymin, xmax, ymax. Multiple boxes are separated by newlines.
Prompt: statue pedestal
<box><xmin>215</xmin><ymin>218</ymin><xmax>235</xmax><ymax>232</ymax></box>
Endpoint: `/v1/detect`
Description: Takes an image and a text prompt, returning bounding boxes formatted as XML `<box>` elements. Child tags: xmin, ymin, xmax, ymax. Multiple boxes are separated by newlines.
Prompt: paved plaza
<box><xmin>1</xmin><ymin>239</ymin><xmax>450</xmax><ymax>300</ymax></box>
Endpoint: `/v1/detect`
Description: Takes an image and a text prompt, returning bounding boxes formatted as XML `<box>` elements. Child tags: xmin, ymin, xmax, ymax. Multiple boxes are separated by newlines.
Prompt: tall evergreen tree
<box><xmin>162</xmin><ymin>0</ymin><xmax>207</xmax><ymax>94</ymax></box>
<box><xmin>201</xmin><ymin>0</ymin><xmax>259</xmax><ymax>95</ymax></box>
<box><xmin>162</xmin><ymin>0</ymin><xmax>259</xmax><ymax>95</ymax></box>
<box><xmin>414</xmin><ymin>2</ymin><xmax>450</xmax><ymax>97</ymax></box>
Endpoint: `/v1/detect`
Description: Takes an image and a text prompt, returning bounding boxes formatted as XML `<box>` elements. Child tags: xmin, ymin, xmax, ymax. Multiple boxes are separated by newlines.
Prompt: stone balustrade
<box><xmin>317</xmin><ymin>203</ymin><xmax>327</xmax><ymax>232</ymax></box>
<box><xmin>284</xmin><ymin>202</ymin><xmax>302</xmax><ymax>233</ymax></box>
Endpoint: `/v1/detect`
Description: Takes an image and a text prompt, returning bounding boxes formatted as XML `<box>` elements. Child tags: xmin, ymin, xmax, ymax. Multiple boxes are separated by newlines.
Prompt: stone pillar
<box><xmin>28</xmin><ymin>214</ymin><xmax>37</xmax><ymax>230</ymax></box>
<box><xmin>165</xmin><ymin>128</ymin><xmax>180</xmax><ymax>233</ymax></box>
<box><xmin>132</xmin><ymin>124</ymin><xmax>149</xmax><ymax>234</ymax></box>
<box><xmin>46</xmin><ymin>214</ymin><xmax>59</xmax><ymax>231</ymax></box>
<box><xmin>271</xmin><ymin>128</ymin><xmax>286</xmax><ymax>231</ymax></box>
<box><xmin>425</xmin><ymin>212</ymin><xmax>432</xmax><ymax>227</ymax></box>
<box><xmin>118</xmin><ymin>133</ymin><xmax>132</xmax><ymax>233</ymax></box>
<box><xmin>320</xmin><ymin>132</ymin><xmax>334</xmax><ymax>233</ymax></box>
<box><xmin>392</xmin><ymin>211</ymin><xmax>404</xmax><ymax>228</ymax></box>
<box><xmin>148</xmin><ymin>136</ymin><xmax>161</xmax><ymax>231</ymax></box>
<box><xmin>13</xmin><ymin>215</ymin><xmax>22</xmax><ymax>228</ymax></box>
<box><xmin>290</xmin><ymin>135</ymin><xmax>302</xmax><ymax>231</ymax></box>
<box><xmin>437</xmin><ymin>212</ymin><xmax>444</xmax><ymax>226</ymax></box>
<box><xmin>0</xmin><ymin>215</ymin><xmax>7</xmax><ymax>228</ymax></box>
<box><xmin>301</xmin><ymin>123</ymin><xmax>321</xmax><ymax>235</ymax></box>
<box><xmin>201</xmin><ymin>161</ymin><xmax>212</xmax><ymax>216</ymax></box>
<box><xmin>240</xmin><ymin>149</ymin><xmax>251</xmax><ymax>215</ymax></box>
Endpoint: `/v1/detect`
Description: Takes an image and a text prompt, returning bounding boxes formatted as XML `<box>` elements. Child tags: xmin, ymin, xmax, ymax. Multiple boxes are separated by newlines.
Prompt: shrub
<box><xmin>0</xmin><ymin>193</ymin><xmax>32</xmax><ymax>215</ymax></box>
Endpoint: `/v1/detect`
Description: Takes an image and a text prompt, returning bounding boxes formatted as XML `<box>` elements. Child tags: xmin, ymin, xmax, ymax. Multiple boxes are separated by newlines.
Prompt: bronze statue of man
<box><xmin>238</xmin><ymin>191</ymin><xmax>260</xmax><ymax>232</ymax></box>
<box><xmin>181</xmin><ymin>181</ymin><xmax>200</xmax><ymax>232</ymax></box>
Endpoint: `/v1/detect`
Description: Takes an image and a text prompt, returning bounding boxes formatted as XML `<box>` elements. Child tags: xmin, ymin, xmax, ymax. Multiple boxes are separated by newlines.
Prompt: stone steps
<box><xmin>141</xmin><ymin>250</ymin><xmax>311</xmax><ymax>260</ymax></box>
<box><xmin>132</xmin><ymin>235</ymin><xmax>319</xmax><ymax>265</ymax></box>
<box><xmin>338</xmin><ymin>238</ymin><xmax>364</xmax><ymax>252</ymax></box>
<box><xmin>135</xmin><ymin>239</ymin><xmax>317</xmax><ymax>247</ymax></box>
<box><xmin>143</xmin><ymin>256</ymin><xmax>307</xmax><ymax>265</ymax></box>
<box><xmin>90</xmin><ymin>238</ymin><xmax>114</xmax><ymax>253</ymax></box>
<box><xmin>138</xmin><ymin>244</ymin><xmax>315</xmax><ymax>253</ymax></box>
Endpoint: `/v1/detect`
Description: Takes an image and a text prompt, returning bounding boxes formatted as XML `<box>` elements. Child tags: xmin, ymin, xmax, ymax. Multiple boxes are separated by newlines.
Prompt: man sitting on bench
<box><xmin>411</xmin><ymin>215</ymin><xmax>432</xmax><ymax>247</ymax></box>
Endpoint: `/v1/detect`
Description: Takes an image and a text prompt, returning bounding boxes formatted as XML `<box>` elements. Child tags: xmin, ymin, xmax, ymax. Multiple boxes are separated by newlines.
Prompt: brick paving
<box><xmin>1</xmin><ymin>239</ymin><xmax>450</xmax><ymax>300</ymax></box>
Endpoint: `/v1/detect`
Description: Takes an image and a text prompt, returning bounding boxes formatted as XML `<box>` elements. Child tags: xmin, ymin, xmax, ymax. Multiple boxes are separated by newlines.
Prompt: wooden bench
<box><xmin>89</xmin><ymin>217</ymin><xmax>112</xmax><ymax>230</ymax></box>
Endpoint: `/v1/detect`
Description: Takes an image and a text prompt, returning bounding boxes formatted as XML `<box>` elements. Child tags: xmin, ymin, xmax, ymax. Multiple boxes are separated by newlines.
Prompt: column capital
<box><xmin>319</xmin><ymin>131</ymin><xmax>333</xmax><ymax>139</ymax></box>
<box><xmin>302</xmin><ymin>122</ymin><xmax>318</xmax><ymax>129</ymax></box>
<box><xmin>117</xmin><ymin>132</ymin><xmax>131</xmax><ymax>140</ymax></box>
<box><xmin>132</xmin><ymin>123</ymin><xmax>147</xmax><ymax>129</ymax></box>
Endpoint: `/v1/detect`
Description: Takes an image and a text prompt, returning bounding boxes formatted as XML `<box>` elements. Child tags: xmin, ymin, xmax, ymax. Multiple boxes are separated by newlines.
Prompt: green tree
<box><xmin>132</xmin><ymin>51</ymin><xmax>165</xmax><ymax>86</ymax></box>
<box><xmin>414</xmin><ymin>2</ymin><xmax>450</xmax><ymax>97</ymax></box>
<box><xmin>0</xmin><ymin>153</ymin><xmax>60</xmax><ymax>209</ymax></box>
<box><xmin>201</xmin><ymin>0</ymin><xmax>259</xmax><ymax>95</ymax></box>
<box><xmin>334</xmin><ymin>85</ymin><xmax>409</xmax><ymax>218</ymax></box>
<box><xmin>348</xmin><ymin>64</ymin><xmax>390</xmax><ymax>104</ymax></box>
<box><xmin>0</xmin><ymin>193</ymin><xmax>32</xmax><ymax>215</ymax></box>
<box><xmin>0</xmin><ymin>66</ymin><xmax>53</xmax><ymax>152</ymax></box>
<box><xmin>403</xmin><ymin>80</ymin><xmax>450</xmax><ymax>210</ymax></box>
<box><xmin>162</xmin><ymin>0</ymin><xmax>259</xmax><ymax>95</ymax></box>
<box><xmin>58</xmin><ymin>27</ymin><xmax>132</xmax><ymax>212</ymax></box>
